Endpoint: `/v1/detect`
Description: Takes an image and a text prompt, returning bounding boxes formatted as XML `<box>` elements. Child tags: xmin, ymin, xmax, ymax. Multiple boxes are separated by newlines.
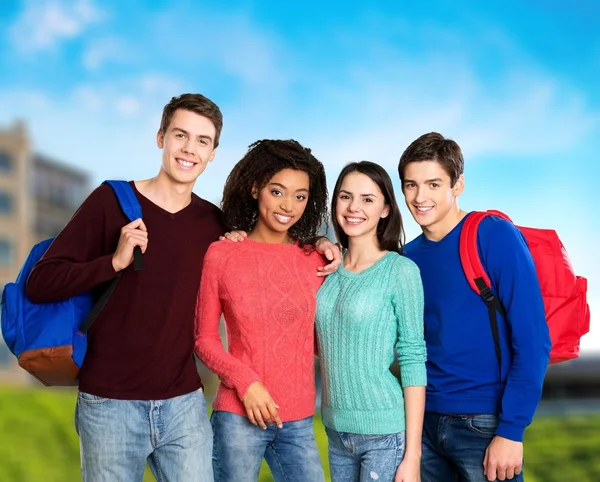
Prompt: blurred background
<box><xmin>1</xmin><ymin>0</ymin><xmax>599</xmax><ymax>480</ymax></box>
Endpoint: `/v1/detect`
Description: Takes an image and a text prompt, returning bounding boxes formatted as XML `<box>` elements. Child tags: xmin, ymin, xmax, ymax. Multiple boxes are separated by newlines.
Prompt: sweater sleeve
<box><xmin>26</xmin><ymin>185</ymin><xmax>119</xmax><ymax>303</ymax></box>
<box><xmin>194</xmin><ymin>243</ymin><xmax>262</xmax><ymax>400</ymax></box>
<box><xmin>393</xmin><ymin>257</ymin><xmax>428</xmax><ymax>388</ymax></box>
<box><xmin>480</xmin><ymin>217</ymin><xmax>551</xmax><ymax>442</ymax></box>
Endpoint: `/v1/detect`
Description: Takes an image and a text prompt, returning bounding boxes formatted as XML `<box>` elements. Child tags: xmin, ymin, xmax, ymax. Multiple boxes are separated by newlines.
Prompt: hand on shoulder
<box><xmin>315</xmin><ymin>237</ymin><xmax>342</xmax><ymax>277</ymax></box>
<box><xmin>219</xmin><ymin>230</ymin><xmax>247</xmax><ymax>242</ymax></box>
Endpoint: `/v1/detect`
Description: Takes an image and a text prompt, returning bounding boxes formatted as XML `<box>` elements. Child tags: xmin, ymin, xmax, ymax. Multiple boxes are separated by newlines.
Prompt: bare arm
<box><xmin>393</xmin><ymin>258</ymin><xmax>427</xmax><ymax>482</ymax></box>
<box><xmin>395</xmin><ymin>386</ymin><xmax>425</xmax><ymax>481</ymax></box>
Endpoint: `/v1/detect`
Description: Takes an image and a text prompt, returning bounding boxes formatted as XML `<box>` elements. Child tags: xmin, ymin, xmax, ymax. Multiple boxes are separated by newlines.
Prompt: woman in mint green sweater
<box><xmin>316</xmin><ymin>161</ymin><xmax>427</xmax><ymax>482</ymax></box>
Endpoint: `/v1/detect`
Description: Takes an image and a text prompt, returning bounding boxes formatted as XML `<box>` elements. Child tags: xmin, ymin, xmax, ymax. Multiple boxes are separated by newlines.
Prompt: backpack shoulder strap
<box><xmin>78</xmin><ymin>181</ymin><xmax>144</xmax><ymax>335</ymax></box>
<box><xmin>459</xmin><ymin>210</ymin><xmax>513</xmax><ymax>296</ymax></box>
<box><xmin>102</xmin><ymin>180</ymin><xmax>142</xmax><ymax>222</ymax></box>
<box><xmin>102</xmin><ymin>180</ymin><xmax>143</xmax><ymax>272</ymax></box>
<box><xmin>459</xmin><ymin>210</ymin><xmax>512</xmax><ymax>379</ymax></box>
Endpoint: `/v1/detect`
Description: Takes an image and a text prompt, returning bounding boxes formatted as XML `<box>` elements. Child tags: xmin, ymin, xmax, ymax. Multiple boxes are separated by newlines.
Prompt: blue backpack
<box><xmin>0</xmin><ymin>180</ymin><xmax>143</xmax><ymax>386</ymax></box>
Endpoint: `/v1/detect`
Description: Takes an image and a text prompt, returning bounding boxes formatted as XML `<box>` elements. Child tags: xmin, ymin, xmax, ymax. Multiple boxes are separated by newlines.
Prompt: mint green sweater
<box><xmin>316</xmin><ymin>251</ymin><xmax>427</xmax><ymax>435</ymax></box>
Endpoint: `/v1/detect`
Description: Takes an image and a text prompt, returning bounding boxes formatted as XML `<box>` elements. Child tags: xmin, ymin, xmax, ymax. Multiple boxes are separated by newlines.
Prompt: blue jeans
<box><xmin>325</xmin><ymin>427</ymin><xmax>406</xmax><ymax>482</ymax></box>
<box><xmin>211</xmin><ymin>411</ymin><xmax>324</xmax><ymax>482</ymax></box>
<box><xmin>75</xmin><ymin>388</ymin><xmax>213</xmax><ymax>482</ymax></box>
<box><xmin>422</xmin><ymin>413</ymin><xmax>525</xmax><ymax>482</ymax></box>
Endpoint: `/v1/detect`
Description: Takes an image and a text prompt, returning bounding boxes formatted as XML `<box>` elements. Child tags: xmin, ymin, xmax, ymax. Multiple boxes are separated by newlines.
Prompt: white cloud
<box><xmin>72</xmin><ymin>86</ymin><xmax>103</xmax><ymax>112</ymax></box>
<box><xmin>9</xmin><ymin>0</ymin><xmax>104</xmax><ymax>54</ymax></box>
<box><xmin>82</xmin><ymin>37</ymin><xmax>126</xmax><ymax>70</ymax></box>
<box><xmin>149</xmin><ymin>8</ymin><xmax>286</xmax><ymax>89</ymax></box>
<box><xmin>139</xmin><ymin>75</ymin><xmax>184</xmax><ymax>98</ymax></box>
<box><xmin>299</xmin><ymin>62</ymin><xmax>599</xmax><ymax>183</ymax></box>
<box><xmin>116</xmin><ymin>97</ymin><xmax>141</xmax><ymax>117</ymax></box>
<box><xmin>216</xmin><ymin>17</ymin><xmax>285</xmax><ymax>87</ymax></box>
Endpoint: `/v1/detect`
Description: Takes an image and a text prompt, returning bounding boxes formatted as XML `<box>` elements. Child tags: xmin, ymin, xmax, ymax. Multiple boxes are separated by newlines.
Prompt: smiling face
<box><xmin>252</xmin><ymin>168</ymin><xmax>310</xmax><ymax>242</ymax></box>
<box><xmin>335</xmin><ymin>171</ymin><xmax>389</xmax><ymax>243</ymax></box>
<box><xmin>402</xmin><ymin>160</ymin><xmax>464</xmax><ymax>238</ymax></box>
<box><xmin>157</xmin><ymin>108</ymin><xmax>217</xmax><ymax>187</ymax></box>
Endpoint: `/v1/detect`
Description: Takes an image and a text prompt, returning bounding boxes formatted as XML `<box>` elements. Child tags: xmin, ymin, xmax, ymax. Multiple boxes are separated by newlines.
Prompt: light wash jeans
<box><xmin>325</xmin><ymin>428</ymin><xmax>406</xmax><ymax>482</ymax></box>
<box><xmin>75</xmin><ymin>388</ymin><xmax>213</xmax><ymax>482</ymax></box>
<box><xmin>421</xmin><ymin>413</ymin><xmax>525</xmax><ymax>482</ymax></box>
<box><xmin>211</xmin><ymin>410</ymin><xmax>324</xmax><ymax>482</ymax></box>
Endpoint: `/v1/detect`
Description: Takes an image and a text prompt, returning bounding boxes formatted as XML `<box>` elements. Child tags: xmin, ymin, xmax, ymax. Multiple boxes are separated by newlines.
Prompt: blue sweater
<box><xmin>403</xmin><ymin>214</ymin><xmax>551</xmax><ymax>442</ymax></box>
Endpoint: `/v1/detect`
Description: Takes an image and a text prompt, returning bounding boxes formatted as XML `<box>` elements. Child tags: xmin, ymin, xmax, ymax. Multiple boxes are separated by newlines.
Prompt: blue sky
<box><xmin>0</xmin><ymin>0</ymin><xmax>599</xmax><ymax>352</ymax></box>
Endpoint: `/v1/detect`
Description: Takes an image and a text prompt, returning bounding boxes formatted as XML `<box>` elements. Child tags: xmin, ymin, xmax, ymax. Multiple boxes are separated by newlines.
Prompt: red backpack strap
<box><xmin>460</xmin><ymin>210</ymin><xmax>512</xmax><ymax>380</ymax></box>
<box><xmin>460</xmin><ymin>210</ymin><xmax>513</xmax><ymax>294</ymax></box>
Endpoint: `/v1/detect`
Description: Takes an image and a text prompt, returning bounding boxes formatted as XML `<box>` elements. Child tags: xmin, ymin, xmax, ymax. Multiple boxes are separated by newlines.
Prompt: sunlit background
<box><xmin>0</xmin><ymin>1</ymin><xmax>598</xmax><ymax>481</ymax></box>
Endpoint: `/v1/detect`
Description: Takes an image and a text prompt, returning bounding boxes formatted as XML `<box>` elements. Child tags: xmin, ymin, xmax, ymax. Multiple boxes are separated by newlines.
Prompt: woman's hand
<box><xmin>314</xmin><ymin>237</ymin><xmax>342</xmax><ymax>276</ymax></box>
<box><xmin>242</xmin><ymin>381</ymin><xmax>282</xmax><ymax>430</ymax></box>
<box><xmin>219</xmin><ymin>230</ymin><xmax>247</xmax><ymax>242</ymax></box>
<box><xmin>395</xmin><ymin>453</ymin><xmax>421</xmax><ymax>482</ymax></box>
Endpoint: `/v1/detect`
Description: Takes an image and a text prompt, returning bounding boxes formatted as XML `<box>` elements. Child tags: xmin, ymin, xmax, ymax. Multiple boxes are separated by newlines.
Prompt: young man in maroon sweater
<box><xmin>26</xmin><ymin>94</ymin><xmax>226</xmax><ymax>482</ymax></box>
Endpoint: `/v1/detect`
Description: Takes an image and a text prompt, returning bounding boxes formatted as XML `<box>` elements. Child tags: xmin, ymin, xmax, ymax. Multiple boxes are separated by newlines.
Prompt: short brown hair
<box><xmin>159</xmin><ymin>93</ymin><xmax>223</xmax><ymax>148</ymax></box>
<box><xmin>398</xmin><ymin>132</ymin><xmax>464</xmax><ymax>186</ymax></box>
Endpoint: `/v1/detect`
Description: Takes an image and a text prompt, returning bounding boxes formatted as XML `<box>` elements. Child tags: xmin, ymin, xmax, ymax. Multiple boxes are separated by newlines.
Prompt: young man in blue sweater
<box><xmin>398</xmin><ymin>132</ymin><xmax>551</xmax><ymax>482</ymax></box>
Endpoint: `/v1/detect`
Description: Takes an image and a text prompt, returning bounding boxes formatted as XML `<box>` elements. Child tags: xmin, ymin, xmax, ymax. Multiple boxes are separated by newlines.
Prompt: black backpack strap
<box><xmin>78</xmin><ymin>274</ymin><xmax>122</xmax><ymax>334</ymax></box>
<box><xmin>474</xmin><ymin>278</ymin><xmax>506</xmax><ymax>373</ymax></box>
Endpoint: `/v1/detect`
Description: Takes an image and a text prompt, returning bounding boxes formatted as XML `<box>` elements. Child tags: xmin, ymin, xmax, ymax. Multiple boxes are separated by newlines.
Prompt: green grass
<box><xmin>0</xmin><ymin>386</ymin><xmax>599</xmax><ymax>481</ymax></box>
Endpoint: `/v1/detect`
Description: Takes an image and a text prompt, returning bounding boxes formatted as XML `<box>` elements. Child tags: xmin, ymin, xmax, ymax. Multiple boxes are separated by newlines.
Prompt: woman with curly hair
<box><xmin>194</xmin><ymin>139</ymin><xmax>329</xmax><ymax>482</ymax></box>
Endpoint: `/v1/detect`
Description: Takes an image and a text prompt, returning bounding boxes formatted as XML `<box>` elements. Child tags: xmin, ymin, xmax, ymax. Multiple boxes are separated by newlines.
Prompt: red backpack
<box><xmin>459</xmin><ymin>210</ymin><xmax>590</xmax><ymax>365</ymax></box>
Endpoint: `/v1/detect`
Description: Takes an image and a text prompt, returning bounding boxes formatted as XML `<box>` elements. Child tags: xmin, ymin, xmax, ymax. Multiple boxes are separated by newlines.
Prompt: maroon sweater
<box><xmin>26</xmin><ymin>182</ymin><xmax>225</xmax><ymax>399</ymax></box>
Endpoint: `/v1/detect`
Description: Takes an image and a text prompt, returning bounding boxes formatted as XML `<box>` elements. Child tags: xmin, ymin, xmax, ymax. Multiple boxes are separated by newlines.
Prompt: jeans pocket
<box><xmin>78</xmin><ymin>391</ymin><xmax>110</xmax><ymax>404</ymax></box>
<box><xmin>359</xmin><ymin>433</ymin><xmax>399</xmax><ymax>450</ymax></box>
<box><xmin>466</xmin><ymin>414</ymin><xmax>498</xmax><ymax>436</ymax></box>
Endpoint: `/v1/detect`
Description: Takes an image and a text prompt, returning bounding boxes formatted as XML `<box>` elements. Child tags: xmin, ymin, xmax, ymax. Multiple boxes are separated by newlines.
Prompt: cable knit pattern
<box><xmin>316</xmin><ymin>251</ymin><xmax>427</xmax><ymax>435</ymax></box>
<box><xmin>194</xmin><ymin>239</ymin><xmax>326</xmax><ymax>422</ymax></box>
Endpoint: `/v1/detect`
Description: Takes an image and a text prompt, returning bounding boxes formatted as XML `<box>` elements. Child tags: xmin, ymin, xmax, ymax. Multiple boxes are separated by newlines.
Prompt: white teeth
<box><xmin>274</xmin><ymin>214</ymin><xmax>292</xmax><ymax>223</ymax></box>
<box><xmin>177</xmin><ymin>159</ymin><xmax>195</xmax><ymax>167</ymax></box>
<box><xmin>416</xmin><ymin>206</ymin><xmax>433</xmax><ymax>212</ymax></box>
<box><xmin>345</xmin><ymin>217</ymin><xmax>364</xmax><ymax>223</ymax></box>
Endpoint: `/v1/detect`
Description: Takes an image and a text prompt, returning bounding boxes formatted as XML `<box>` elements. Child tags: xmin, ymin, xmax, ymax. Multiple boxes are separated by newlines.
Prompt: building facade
<box><xmin>0</xmin><ymin>121</ymin><xmax>89</xmax><ymax>383</ymax></box>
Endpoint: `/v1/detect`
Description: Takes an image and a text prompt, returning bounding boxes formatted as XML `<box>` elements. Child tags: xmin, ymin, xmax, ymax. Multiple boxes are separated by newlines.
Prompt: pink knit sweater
<box><xmin>194</xmin><ymin>239</ymin><xmax>326</xmax><ymax>422</ymax></box>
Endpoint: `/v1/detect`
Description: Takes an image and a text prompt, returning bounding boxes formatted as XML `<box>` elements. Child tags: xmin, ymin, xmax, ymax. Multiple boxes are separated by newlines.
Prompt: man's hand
<box><xmin>219</xmin><ymin>230</ymin><xmax>247</xmax><ymax>242</ymax></box>
<box><xmin>242</xmin><ymin>381</ymin><xmax>282</xmax><ymax>430</ymax></box>
<box><xmin>315</xmin><ymin>237</ymin><xmax>342</xmax><ymax>276</ymax></box>
<box><xmin>395</xmin><ymin>453</ymin><xmax>421</xmax><ymax>482</ymax></box>
<box><xmin>112</xmin><ymin>218</ymin><xmax>148</xmax><ymax>272</ymax></box>
<box><xmin>483</xmin><ymin>436</ymin><xmax>523</xmax><ymax>481</ymax></box>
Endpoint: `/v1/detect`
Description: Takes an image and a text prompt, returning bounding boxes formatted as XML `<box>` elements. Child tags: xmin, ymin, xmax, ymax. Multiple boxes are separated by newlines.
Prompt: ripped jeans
<box><xmin>325</xmin><ymin>428</ymin><xmax>406</xmax><ymax>482</ymax></box>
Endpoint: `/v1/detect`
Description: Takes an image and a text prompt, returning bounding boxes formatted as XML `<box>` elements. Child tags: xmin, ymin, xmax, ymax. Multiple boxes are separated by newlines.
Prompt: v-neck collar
<box><xmin>132</xmin><ymin>181</ymin><xmax>196</xmax><ymax>220</ymax></box>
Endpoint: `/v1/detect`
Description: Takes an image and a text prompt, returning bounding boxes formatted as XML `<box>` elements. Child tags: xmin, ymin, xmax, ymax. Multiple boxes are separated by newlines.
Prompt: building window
<box><xmin>0</xmin><ymin>151</ymin><xmax>12</xmax><ymax>173</ymax></box>
<box><xmin>0</xmin><ymin>296</ymin><xmax>11</xmax><ymax>365</ymax></box>
<box><xmin>0</xmin><ymin>340</ymin><xmax>11</xmax><ymax>366</ymax></box>
<box><xmin>35</xmin><ymin>217</ymin><xmax>64</xmax><ymax>239</ymax></box>
<box><xmin>0</xmin><ymin>239</ymin><xmax>13</xmax><ymax>266</ymax></box>
<box><xmin>0</xmin><ymin>191</ymin><xmax>13</xmax><ymax>214</ymax></box>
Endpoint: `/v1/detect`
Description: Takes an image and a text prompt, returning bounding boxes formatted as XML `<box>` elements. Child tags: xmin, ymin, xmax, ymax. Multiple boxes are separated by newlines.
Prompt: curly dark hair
<box><xmin>222</xmin><ymin>139</ymin><xmax>328</xmax><ymax>244</ymax></box>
